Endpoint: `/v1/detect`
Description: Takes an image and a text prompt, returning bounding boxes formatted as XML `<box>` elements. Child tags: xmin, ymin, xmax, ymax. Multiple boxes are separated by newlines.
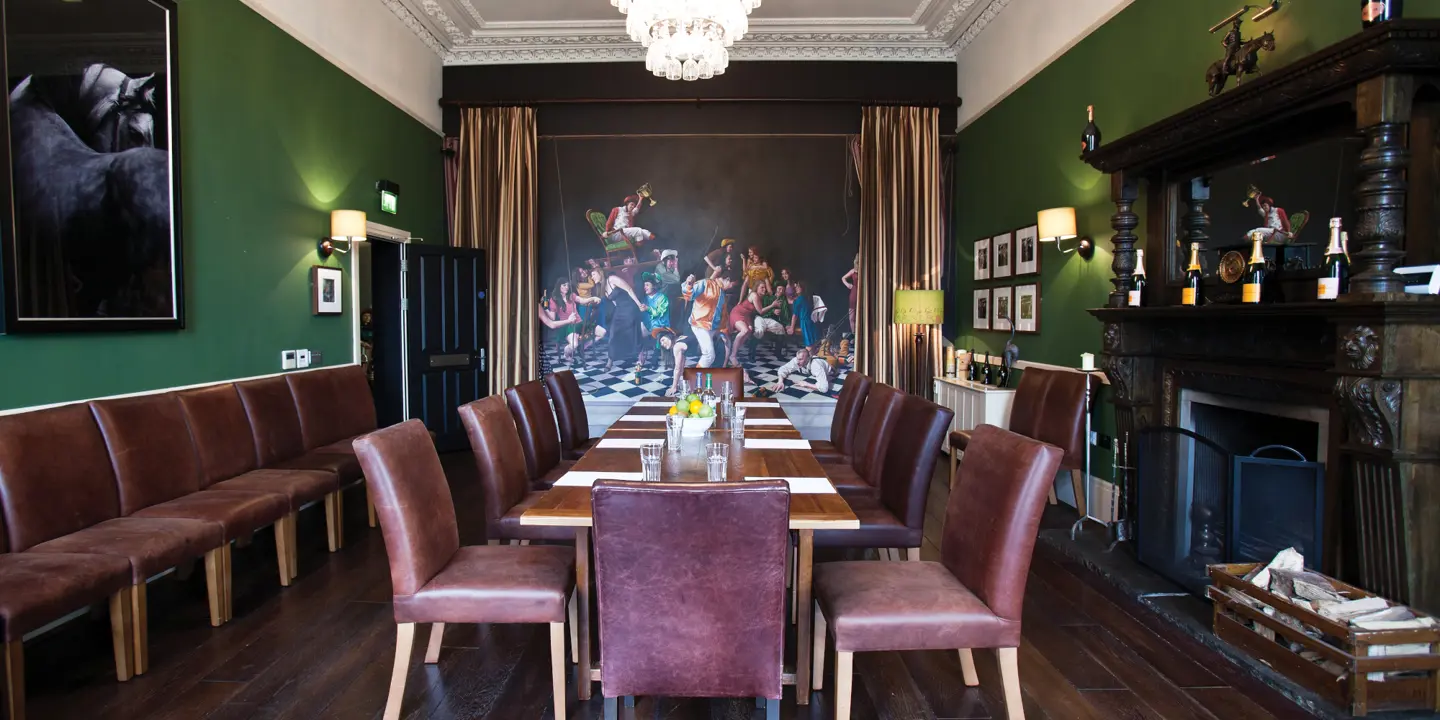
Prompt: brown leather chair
<box><xmin>592</xmin><ymin>480</ymin><xmax>788</xmax><ymax>718</ymax></box>
<box><xmin>504</xmin><ymin>380</ymin><xmax>573</xmax><ymax>489</ymax></box>
<box><xmin>545</xmin><ymin>370</ymin><xmax>597</xmax><ymax>460</ymax></box>
<box><xmin>287</xmin><ymin>366</ymin><xmax>380</xmax><ymax>527</ymax></box>
<box><xmin>353</xmin><ymin>420</ymin><xmax>575</xmax><ymax>720</ymax></box>
<box><xmin>815</xmin><ymin>394</ymin><xmax>953</xmax><ymax>561</ymax></box>
<box><xmin>813</xmin><ymin>424</ymin><xmax>1063</xmax><ymax>720</ymax></box>
<box><xmin>809</xmin><ymin>372</ymin><xmax>872</xmax><ymax>465</ymax></box>
<box><xmin>681</xmin><ymin>367</ymin><xmax>744</xmax><ymax>396</ymax></box>
<box><xmin>824</xmin><ymin>384</ymin><xmax>904</xmax><ymax>498</ymax></box>
<box><xmin>458</xmin><ymin>397</ymin><xmax>575</xmax><ymax>543</ymax></box>
<box><xmin>177</xmin><ymin>384</ymin><xmax>344</xmax><ymax>584</ymax></box>
<box><xmin>948</xmin><ymin>368</ymin><xmax>1092</xmax><ymax>511</ymax></box>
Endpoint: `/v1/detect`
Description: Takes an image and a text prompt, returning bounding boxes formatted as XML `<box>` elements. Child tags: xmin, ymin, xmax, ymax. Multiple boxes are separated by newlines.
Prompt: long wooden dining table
<box><xmin>520</xmin><ymin>395</ymin><xmax>859</xmax><ymax>704</ymax></box>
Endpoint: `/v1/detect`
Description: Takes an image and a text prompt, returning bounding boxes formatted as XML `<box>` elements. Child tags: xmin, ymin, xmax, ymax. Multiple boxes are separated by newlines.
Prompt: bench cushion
<box><xmin>0</xmin><ymin>553</ymin><xmax>133</xmax><ymax>642</ymax></box>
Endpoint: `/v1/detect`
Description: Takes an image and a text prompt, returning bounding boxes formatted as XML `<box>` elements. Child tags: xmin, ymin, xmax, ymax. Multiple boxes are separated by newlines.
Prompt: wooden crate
<box><xmin>1208</xmin><ymin>563</ymin><xmax>1440</xmax><ymax>716</ymax></box>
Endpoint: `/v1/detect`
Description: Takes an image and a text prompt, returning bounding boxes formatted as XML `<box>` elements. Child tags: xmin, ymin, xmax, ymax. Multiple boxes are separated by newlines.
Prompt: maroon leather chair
<box><xmin>504</xmin><ymin>380</ymin><xmax>573</xmax><ymax>489</ymax></box>
<box><xmin>287</xmin><ymin>366</ymin><xmax>380</xmax><ymax>527</ymax></box>
<box><xmin>458</xmin><ymin>397</ymin><xmax>574</xmax><ymax>543</ymax></box>
<box><xmin>824</xmin><ymin>384</ymin><xmax>905</xmax><ymax>498</ymax></box>
<box><xmin>353</xmin><ymin>420</ymin><xmax>575</xmax><ymax>720</ymax></box>
<box><xmin>949</xmin><ymin>368</ymin><xmax>1092</xmax><ymax>510</ymax></box>
<box><xmin>813</xmin><ymin>425</ymin><xmax>1063</xmax><ymax>720</ymax></box>
<box><xmin>592</xmin><ymin>480</ymin><xmax>788</xmax><ymax>717</ymax></box>
<box><xmin>178</xmin><ymin>384</ymin><xmax>344</xmax><ymax>584</ymax></box>
<box><xmin>544</xmin><ymin>371</ymin><xmax>597</xmax><ymax>460</ymax></box>
<box><xmin>681</xmin><ymin>367</ymin><xmax>744</xmax><ymax>396</ymax></box>
<box><xmin>809</xmin><ymin>372</ymin><xmax>872</xmax><ymax>465</ymax></box>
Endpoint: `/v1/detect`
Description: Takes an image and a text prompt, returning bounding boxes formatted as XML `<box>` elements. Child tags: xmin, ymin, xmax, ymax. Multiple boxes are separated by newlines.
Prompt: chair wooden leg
<box><xmin>812</xmin><ymin>602</ymin><xmax>826</xmax><ymax>691</ymax></box>
<box><xmin>366</xmin><ymin>489</ymin><xmax>377</xmax><ymax>528</ymax></box>
<box><xmin>550</xmin><ymin>623</ymin><xmax>567</xmax><ymax>720</ymax></box>
<box><xmin>765</xmin><ymin>698</ymin><xmax>779</xmax><ymax>719</ymax></box>
<box><xmin>275</xmin><ymin>517</ymin><xmax>292</xmax><ymax>588</ymax></box>
<box><xmin>1047</xmin><ymin>485</ymin><xmax>1058</xmax><ymax>506</ymax></box>
<box><xmin>384</xmin><ymin>624</ymin><xmax>416</xmax><ymax>720</ymax></box>
<box><xmin>906</xmin><ymin>546</ymin><xmax>921</xmax><ymax>562</ymax></box>
<box><xmin>288</xmin><ymin>512</ymin><xmax>300</xmax><ymax>581</ymax></box>
<box><xmin>603</xmin><ymin>696</ymin><xmax>617</xmax><ymax>720</ymax></box>
<box><xmin>1069</xmin><ymin>469</ymin><xmax>1087</xmax><ymax>518</ymax></box>
<box><xmin>486</xmin><ymin>539</ymin><xmax>501</xmax><ymax>546</ymax></box>
<box><xmin>105</xmin><ymin>590</ymin><xmax>133</xmax><ymax>683</ymax></box>
<box><xmin>834</xmin><ymin>651</ymin><xmax>854</xmax><ymax>720</ymax></box>
<box><xmin>568</xmin><ymin>590</ymin><xmax>579</xmax><ymax>664</ymax></box>
<box><xmin>3</xmin><ymin>640</ymin><xmax>22</xmax><ymax>720</ymax></box>
<box><xmin>508</xmin><ymin>539</ymin><xmax>521</xmax><ymax>547</ymax></box>
<box><xmin>958</xmin><ymin>649</ymin><xmax>979</xmax><ymax>686</ymax></box>
<box><xmin>424</xmin><ymin>624</ymin><xmax>445</xmax><ymax>664</ymax></box>
<box><xmin>127</xmin><ymin>583</ymin><xmax>147</xmax><ymax>676</ymax></box>
<box><xmin>204</xmin><ymin>548</ymin><xmax>224</xmax><ymax>627</ymax></box>
<box><xmin>624</xmin><ymin>696</ymin><xmax>635</xmax><ymax>707</ymax></box>
<box><xmin>949</xmin><ymin>450</ymin><xmax>958</xmax><ymax>489</ymax></box>
<box><xmin>998</xmin><ymin>647</ymin><xmax>1024</xmax><ymax>720</ymax></box>
<box><xmin>223</xmin><ymin>543</ymin><xmax>234</xmax><ymax>623</ymax></box>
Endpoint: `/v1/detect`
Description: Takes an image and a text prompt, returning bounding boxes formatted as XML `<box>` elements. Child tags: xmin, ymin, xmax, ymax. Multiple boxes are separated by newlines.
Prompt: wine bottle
<box><xmin>1182</xmin><ymin>243</ymin><xmax>1204</xmax><ymax>307</ymax></box>
<box><xmin>997</xmin><ymin>363</ymin><xmax>1010</xmax><ymax>388</ymax></box>
<box><xmin>1080</xmin><ymin>105</ymin><xmax>1102</xmax><ymax>155</ymax></box>
<box><xmin>982</xmin><ymin>355</ymin><xmax>993</xmax><ymax>385</ymax></box>
<box><xmin>1242</xmin><ymin>232</ymin><xmax>1266</xmax><ymax>304</ymax></box>
<box><xmin>1362</xmin><ymin>0</ymin><xmax>1402</xmax><ymax>28</ymax></box>
<box><xmin>1128</xmin><ymin>248</ymin><xmax>1147</xmax><ymax>307</ymax></box>
<box><xmin>966</xmin><ymin>349</ymin><xmax>977</xmax><ymax>381</ymax></box>
<box><xmin>1318</xmin><ymin>218</ymin><xmax>1349</xmax><ymax>300</ymax></box>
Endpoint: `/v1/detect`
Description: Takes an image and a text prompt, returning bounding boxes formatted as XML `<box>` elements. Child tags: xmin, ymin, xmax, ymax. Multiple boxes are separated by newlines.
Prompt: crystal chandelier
<box><xmin>611</xmin><ymin>0</ymin><xmax>762</xmax><ymax>81</ymax></box>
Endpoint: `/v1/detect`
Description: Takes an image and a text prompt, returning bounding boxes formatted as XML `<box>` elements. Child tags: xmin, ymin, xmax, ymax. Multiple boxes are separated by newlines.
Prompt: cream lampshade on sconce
<box><xmin>1037</xmin><ymin>207</ymin><xmax>1095</xmax><ymax>259</ymax></box>
<box><xmin>894</xmin><ymin>288</ymin><xmax>945</xmax><ymax>346</ymax></box>
<box><xmin>320</xmin><ymin>210</ymin><xmax>366</xmax><ymax>257</ymax></box>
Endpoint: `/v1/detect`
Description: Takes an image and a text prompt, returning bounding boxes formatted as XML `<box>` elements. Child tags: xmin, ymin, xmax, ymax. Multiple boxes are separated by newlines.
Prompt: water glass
<box><xmin>664</xmin><ymin>415</ymin><xmax>683</xmax><ymax>451</ymax></box>
<box><xmin>678</xmin><ymin>378</ymin><xmax>689</xmax><ymax>398</ymax></box>
<box><xmin>640</xmin><ymin>442</ymin><xmax>664</xmax><ymax>482</ymax></box>
<box><xmin>706</xmin><ymin>455</ymin><xmax>729</xmax><ymax>483</ymax></box>
<box><xmin>731</xmin><ymin>407</ymin><xmax>746</xmax><ymax>439</ymax></box>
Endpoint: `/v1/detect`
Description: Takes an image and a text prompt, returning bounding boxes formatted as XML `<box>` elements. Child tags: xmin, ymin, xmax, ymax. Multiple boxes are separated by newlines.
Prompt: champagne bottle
<box><xmin>966</xmin><ymin>349</ymin><xmax>977</xmax><ymax>381</ymax></box>
<box><xmin>1362</xmin><ymin>0</ymin><xmax>1402</xmax><ymax>28</ymax></box>
<box><xmin>997</xmin><ymin>362</ymin><xmax>1010</xmax><ymax>388</ymax></box>
<box><xmin>1080</xmin><ymin>105</ymin><xmax>1102</xmax><ymax>155</ymax></box>
<box><xmin>1242</xmin><ymin>232</ymin><xmax>1266</xmax><ymax>304</ymax></box>
<box><xmin>1182</xmin><ymin>243</ymin><xmax>1204</xmax><ymax>307</ymax></box>
<box><xmin>1318</xmin><ymin>218</ymin><xmax>1349</xmax><ymax>300</ymax></box>
<box><xmin>1128</xmin><ymin>248</ymin><xmax>1147</xmax><ymax>307</ymax></box>
<box><xmin>982</xmin><ymin>355</ymin><xmax>993</xmax><ymax>385</ymax></box>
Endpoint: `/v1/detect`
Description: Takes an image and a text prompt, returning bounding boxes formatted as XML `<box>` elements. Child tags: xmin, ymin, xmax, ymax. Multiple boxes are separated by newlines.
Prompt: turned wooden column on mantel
<box><xmin>1350</xmin><ymin>75</ymin><xmax>1413</xmax><ymax>295</ymax></box>
<box><xmin>1107</xmin><ymin>173</ymin><xmax>1140</xmax><ymax>308</ymax></box>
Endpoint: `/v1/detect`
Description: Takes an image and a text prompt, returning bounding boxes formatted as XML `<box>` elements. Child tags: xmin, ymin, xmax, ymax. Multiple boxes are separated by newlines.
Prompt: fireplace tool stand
<box><xmin>1070</xmin><ymin>373</ymin><xmax>1130</xmax><ymax>550</ymax></box>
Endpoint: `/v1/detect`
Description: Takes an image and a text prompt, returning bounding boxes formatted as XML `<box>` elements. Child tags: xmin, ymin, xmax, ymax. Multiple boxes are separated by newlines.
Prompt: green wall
<box><xmin>951</xmin><ymin>1</ymin><xmax>1437</xmax><ymax>454</ymax></box>
<box><xmin>0</xmin><ymin>0</ymin><xmax>444</xmax><ymax>410</ymax></box>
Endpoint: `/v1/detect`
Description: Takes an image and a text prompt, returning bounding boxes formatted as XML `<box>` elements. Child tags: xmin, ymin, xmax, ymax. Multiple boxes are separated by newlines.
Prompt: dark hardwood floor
<box><xmin>24</xmin><ymin>453</ymin><xmax>1316</xmax><ymax>720</ymax></box>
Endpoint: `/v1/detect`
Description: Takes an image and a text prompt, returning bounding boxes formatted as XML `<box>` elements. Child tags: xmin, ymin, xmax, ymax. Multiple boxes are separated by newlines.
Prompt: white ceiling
<box><xmin>381</xmin><ymin>0</ymin><xmax>1012</xmax><ymax>64</ymax></box>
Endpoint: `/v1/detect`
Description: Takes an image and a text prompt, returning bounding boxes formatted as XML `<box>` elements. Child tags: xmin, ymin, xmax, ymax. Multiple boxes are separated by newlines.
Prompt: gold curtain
<box><xmin>855</xmin><ymin>106</ymin><xmax>943</xmax><ymax>397</ymax></box>
<box><xmin>453</xmin><ymin>106</ymin><xmax>539</xmax><ymax>396</ymax></box>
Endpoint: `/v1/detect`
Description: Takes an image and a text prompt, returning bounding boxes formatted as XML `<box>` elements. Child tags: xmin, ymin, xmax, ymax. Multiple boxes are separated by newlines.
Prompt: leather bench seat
<box><xmin>209</xmin><ymin>468</ymin><xmax>339</xmax><ymax>510</ymax></box>
<box><xmin>28</xmin><ymin>517</ymin><xmax>222</xmax><ymax>583</ymax></box>
<box><xmin>0</xmin><ymin>552</ymin><xmax>134</xmax><ymax>641</ymax></box>
<box><xmin>274</xmin><ymin>450</ymin><xmax>362</xmax><ymax>483</ymax></box>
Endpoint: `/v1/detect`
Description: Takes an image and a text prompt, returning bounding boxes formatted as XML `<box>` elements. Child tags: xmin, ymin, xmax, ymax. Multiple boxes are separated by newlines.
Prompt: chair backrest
<box><xmin>877</xmin><ymin>395</ymin><xmax>954</xmax><ymax>534</ymax></box>
<box><xmin>503</xmin><ymin>380</ymin><xmax>564</xmax><ymax>480</ymax></box>
<box><xmin>941</xmin><ymin>424</ymin><xmax>1063</xmax><ymax>623</ymax></box>
<box><xmin>458</xmin><ymin>397</ymin><xmax>531</xmax><ymax>528</ymax></box>
<box><xmin>681</xmin><ymin>367</ymin><xmax>744</xmax><ymax>397</ymax></box>
<box><xmin>544</xmin><ymin>371</ymin><xmax>590</xmax><ymax>455</ymax></box>
<box><xmin>352</xmin><ymin>420</ymin><xmax>460</xmax><ymax>598</ymax></box>
<box><xmin>1007</xmin><ymin>368</ymin><xmax>1090</xmax><ymax>471</ymax></box>
<box><xmin>287</xmin><ymin>366</ymin><xmax>378</xmax><ymax>450</ymax></box>
<box><xmin>586</xmin><ymin>209</ymin><xmax>607</xmax><ymax>237</ymax></box>
<box><xmin>177</xmin><ymin>384</ymin><xmax>261</xmax><ymax>487</ymax></box>
<box><xmin>829</xmin><ymin>372</ymin><xmax>872</xmax><ymax>454</ymax></box>
<box><xmin>235</xmin><ymin>377</ymin><xmax>307</xmax><ymax>466</ymax></box>
<box><xmin>592</xmin><ymin>480</ymin><xmax>789</xmax><ymax>700</ymax></box>
<box><xmin>850</xmin><ymin>383</ymin><xmax>904</xmax><ymax>484</ymax></box>
<box><xmin>91</xmin><ymin>394</ymin><xmax>205</xmax><ymax>515</ymax></box>
<box><xmin>0</xmin><ymin>404</ymin><xmax>122</xmax><ymax>552</ymax></box>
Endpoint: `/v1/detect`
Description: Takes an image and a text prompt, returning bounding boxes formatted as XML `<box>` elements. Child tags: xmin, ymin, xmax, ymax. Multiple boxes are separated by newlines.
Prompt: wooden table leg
<box><xmin>575</xmin><ymin>527</ymin><xmax>593</xmax><ymax>701</ymax></box>
<box><xmin>795</xmin><ymin>529</ymin><xmax>814</xmax><ymax>705</ymax></box>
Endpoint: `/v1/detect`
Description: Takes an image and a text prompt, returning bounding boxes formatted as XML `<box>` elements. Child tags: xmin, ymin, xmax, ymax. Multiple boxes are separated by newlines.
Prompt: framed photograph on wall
<box><xmin>973</xmin><ymin>237</ymin><xmax>991</xmax><ymax>281</ymax></box>
<box><xmin>1015</xmin><ymin>283</ymin><xmax>1040</xmax><ymax>333</ymax></box>
<box><xmin>0</xmin><ymin>0</ymin><xmax>184</xmax><ymax>333</ymax></box>
<box><xmin>993</xmin><ymin>286</ymin><xmax>1013</xmax><ymax>332</ymax></box>
<box><xmin>1015</xmin><ymin>225</ymin><xmax>1040</xmax><ymax>276</ymax></box>
<box><xmin>993</xmin><ymin>231</ymin><xmax>1013</xmax><ymax>279</ymax></box>
<box><xmin>312</xmin><ymin>266</ymin><xmax>343</xmax><ymax>316</ymax></box>
<box><xmin>972</xmin><ymin>288</ymin><xmax>991</xmax><ymax>331</ymax></box>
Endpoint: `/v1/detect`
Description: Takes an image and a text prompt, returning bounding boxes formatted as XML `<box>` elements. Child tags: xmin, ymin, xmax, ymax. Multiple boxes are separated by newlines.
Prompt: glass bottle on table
<box><xmin>1182</xmin><ymin>242</ymin><xmax>1204</xmax><ymax>307</ymax></box>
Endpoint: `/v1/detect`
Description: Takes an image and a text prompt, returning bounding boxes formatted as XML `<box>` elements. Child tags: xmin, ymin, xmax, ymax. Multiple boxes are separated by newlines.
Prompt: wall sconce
<box><xmin>893</xmin><ymin>288</ymin><xmax>945</xmax><ymax>346</ymax></box>
<box><xmin>320</xmin><ymin>210</ymin><xmax>366</xmax><ymax>257</ymax></box>
<box><xmin>1037</xmin><ymin>207</ymin><xmax>1095</xmax><ymax>259</ymax></box>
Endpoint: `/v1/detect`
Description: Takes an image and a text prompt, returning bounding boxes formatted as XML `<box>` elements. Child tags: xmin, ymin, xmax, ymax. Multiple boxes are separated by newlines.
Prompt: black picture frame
<box><xmin>0</xmin><ymin>0</ymin><xmax>185</xmax><ymax>333</ymax></box>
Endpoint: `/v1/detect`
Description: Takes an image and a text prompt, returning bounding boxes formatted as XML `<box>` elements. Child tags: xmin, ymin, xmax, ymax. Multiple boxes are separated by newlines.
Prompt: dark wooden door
<box><xmin>405</xmin><ymin>244</ymin><xmax>487</xmax><ymax>452</ymax></box>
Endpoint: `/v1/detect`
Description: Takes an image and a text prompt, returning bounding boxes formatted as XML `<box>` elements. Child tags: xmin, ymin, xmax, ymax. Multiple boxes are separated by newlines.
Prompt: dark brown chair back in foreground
<box><xmin>813</xmin><ymin>424</ymin><xmax>1062</xmax><ymax>720</ymax></box>
<box><xmin>458</xmin><ymin>397</ymin><xmax>573</xmax><ymax>543</ymax></box>
<box><xmin>810</xmin><ymin>372</ymin><xmax>872</xmax><ymax>465</ymax></box>
<box><xmin>681</xmin><ymin>367</ymin><xmax>744</xmax><ymax>397</ymax></box>
<box><xmin>592</xmin><ymin>480</ymin><xmax>788</xmax><ymax>717</ymax></box>
<box><xmin>504</xmin><ymin>380</ymin><xmax>569</xmax><ymax>487</ymax></box>
<box><xmin>354</xmin><ymin>420</ymin><xmax>576</xmax><ymax>720</ymax></box>
<box><xmin>544</xmin><ymin>371</ymin><xmax>595</xmax><ymax>460</ymax></box>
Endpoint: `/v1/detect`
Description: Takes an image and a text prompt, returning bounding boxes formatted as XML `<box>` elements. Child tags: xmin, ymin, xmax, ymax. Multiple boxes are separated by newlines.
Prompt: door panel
<box><xmin>406</xmin><ymin>245</ymin><xmax>487</xmax><ymax>452</ymax></box>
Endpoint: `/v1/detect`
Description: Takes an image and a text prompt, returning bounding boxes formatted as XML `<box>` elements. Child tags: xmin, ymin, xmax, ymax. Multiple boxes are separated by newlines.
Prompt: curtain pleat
<box><xmin>856</xmin><ymin>106</ymin><xmax>943</xmax><ymax>397</ymax></box>
<box><xmin>443</xmin><ymin>136</ymin><xmax>460</xmax><ymax>243</ymax></box>
<box><xmin>453</xmin><ymin>107</ymin><xmax>539</xmax><ymax>396</ymax></box>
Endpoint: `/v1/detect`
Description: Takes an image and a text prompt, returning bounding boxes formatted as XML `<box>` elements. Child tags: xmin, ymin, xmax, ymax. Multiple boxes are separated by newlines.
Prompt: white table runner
<box><xmin>554</xmin><ymin>471</ymin><xmax>644</xmax><ymax>487</ymax></box>
<box><xmin>742</xmin><ymin>438</ymin><xmax>811</xmax><ymax>450</ymax></box>
<box><xmin>596</xmin><ymin>438</ymin><xmax>666</xmax><ymax>449</ymax></box>
<box><xmin>743</xmin><ymin>477</ymin><xmax>835</xmax><ymax>494</ymax></box>
<box><xmin>616</xmin><ymin>415</ymin><xmax>668</xmax><ymax>423</ymax></box>
<box><xmin>743</xmin><ymin>418</ymin><xmax>792</xmax><ymax>426</ymax></box>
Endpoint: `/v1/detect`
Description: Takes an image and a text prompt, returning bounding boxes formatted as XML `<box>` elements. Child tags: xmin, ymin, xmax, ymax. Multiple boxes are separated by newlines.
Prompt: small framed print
<box><xmin>993</xmin><ymin>286</ymin><xmax>1013</xmax><ymax>332</ymax></box>
<box><xmin>1015</xmin><ymin>283</ymin><xmax>1040</xmax><ymax>334</ymax></box>
<box><xmin>312</xmin><ymin>266</ymin><xmax>343</xmax><ymax>316</ymax></box>
<box><xmin>993</xmin><ymin>231</ymin><xmax>1013</xmax><ymax>279</ymax></box>
<box><xmin>1015</xmin><ymin>225</ymin><xmax>1040</xmax><ymax>276</ymax></box>
<box><xmin>974</xmin><ymin>237</ymin><xmax>991</xmax><ymax>281</ymax></box>
<box><xmin>973</xmin><ymin>288</ymin><xmax>991</xmax><ymax>331</ymax></box>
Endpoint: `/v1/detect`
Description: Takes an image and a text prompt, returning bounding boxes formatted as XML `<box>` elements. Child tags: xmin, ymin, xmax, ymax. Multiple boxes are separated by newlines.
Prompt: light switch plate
<box><xmin>297</xmin><ymin>349</ymin><xmax>312</xmax><ymax>368</ymax></box>
<box><xmin>281</xmin><ymin>350</ymin><xmax>297</xmax><ymax>370</ymax></box>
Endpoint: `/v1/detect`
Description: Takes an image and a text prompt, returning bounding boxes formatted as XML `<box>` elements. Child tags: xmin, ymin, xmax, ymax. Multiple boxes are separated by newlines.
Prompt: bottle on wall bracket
<box><xmin>1128</xmin><ymin>248</ymin><xmax>1147</xmax><ymax>307</ymax></box>
<box><xmin>1242</xmin><ymin>232</ymin><xmax>1267</xmax><ymax>305</ymax></box>
<box><xmin>1081</xmin><ymin>105</ymin><xmax>1102</xmax><ymax>155</ymax></box>
<box><xmin>1362</xmin><ymin>0</ymin><xmax>1402</xmax><ymax>28</ymax></box>
<box><xmin>1318</xmin><ymin>218</ymin><xmax>1350</xmax><ymax>300</ymax></box>
<box><xmin>1182</xmin><ymin>243</ymin><xmax>1204</xmax><ymax>307</ymax></box>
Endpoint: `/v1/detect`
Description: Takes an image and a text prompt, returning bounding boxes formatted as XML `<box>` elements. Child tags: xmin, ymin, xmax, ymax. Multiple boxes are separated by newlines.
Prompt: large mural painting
<box><xmin>538</xmin><ymin>136</ymin><xmax>860</xmax><ymax>402</ymax></box>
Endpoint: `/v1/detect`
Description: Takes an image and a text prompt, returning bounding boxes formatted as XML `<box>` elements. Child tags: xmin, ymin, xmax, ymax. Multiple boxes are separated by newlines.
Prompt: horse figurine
<box><xmin>1206</xmin><ymin>31</ymin><xmax>1275</xmax><ymax>97</ymax></box>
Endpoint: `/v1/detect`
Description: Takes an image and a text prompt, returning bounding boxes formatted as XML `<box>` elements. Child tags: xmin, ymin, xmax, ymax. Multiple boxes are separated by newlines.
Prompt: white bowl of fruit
<box><xmin>669</xmin><ymin>394</ymin><xmax>717</xmax><ymax>436</ymax></box>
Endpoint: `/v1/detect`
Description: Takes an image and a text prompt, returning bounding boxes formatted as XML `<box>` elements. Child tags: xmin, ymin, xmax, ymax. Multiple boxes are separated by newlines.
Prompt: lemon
<box><xmin>668</xmin><ymin>406</ymin><xmax>678</xmax><ymax>415</ymax></box>
<box><xmin>689</xmin><ymin>400</ymin><xmax>703</xmax><ymax>415</ymax></box>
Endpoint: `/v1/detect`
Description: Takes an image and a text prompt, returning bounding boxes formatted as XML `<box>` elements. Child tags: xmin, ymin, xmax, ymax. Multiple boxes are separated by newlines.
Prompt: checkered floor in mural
<box><xmin>540</xmin><ymin>340</ymin><xmax>849</xmax><ymax>402</ymax></box>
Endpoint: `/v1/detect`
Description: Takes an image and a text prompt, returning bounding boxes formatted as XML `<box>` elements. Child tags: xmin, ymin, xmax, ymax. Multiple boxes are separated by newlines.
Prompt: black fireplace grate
<box><xmin>1230</xmin><ymin>446</ymin><xmax>1325</xmax><ymax>569</ymax></box>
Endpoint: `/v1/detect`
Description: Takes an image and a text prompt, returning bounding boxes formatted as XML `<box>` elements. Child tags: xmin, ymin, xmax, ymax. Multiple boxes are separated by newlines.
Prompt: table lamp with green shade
<box><xmin>894</xmin><ymin>289</ymin><xmax>945</xmax><ymax>346</ymax></box>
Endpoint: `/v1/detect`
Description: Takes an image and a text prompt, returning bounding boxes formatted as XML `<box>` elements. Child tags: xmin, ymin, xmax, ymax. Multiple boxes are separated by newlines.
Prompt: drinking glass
<box><xmin>731</xmin><ymin>407</ymin><xmax>746</xmax><ymax>439</ymax></box>
<box><xmin>664</xmin><ymin>415</ymin><xmax>683</xmax><ymax>451</ymax></box>
<box><xmin>707</xmin><ymin>455</ymin><xmax>729</xmax><ymax>483</ymax></box>
<box><xmin>678</xmin><ymin>378</ymin><xmax>689</xmax><ymax>399</ymax></box>
<box><xmin>640</xmin><ymin>442</ymin><xmax>664</xmax><ymax>482</ymax></box>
